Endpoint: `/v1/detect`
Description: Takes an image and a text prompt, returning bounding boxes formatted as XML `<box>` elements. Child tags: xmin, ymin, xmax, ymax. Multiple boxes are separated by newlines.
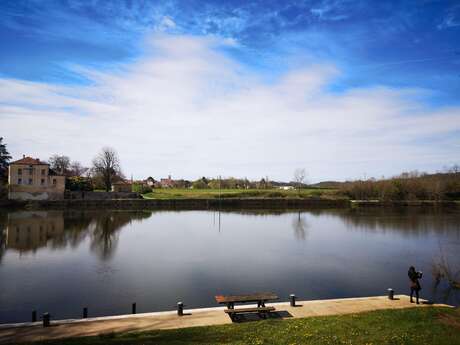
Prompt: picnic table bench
<box><xmin>215</xmin><ymin>292</ymin><xmax>278</xmax><ymax>320</ymax></box>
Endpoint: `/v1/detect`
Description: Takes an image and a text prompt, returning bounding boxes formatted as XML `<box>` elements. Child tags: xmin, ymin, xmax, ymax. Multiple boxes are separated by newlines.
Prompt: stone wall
<box><xmin>8</xmin><ymin>191</ymin><xmax>63</xmax><ymax>201</ymax></box>
<box><xmin>65</xmin><ymin>191</ymin><xmax>141</xmax><ymax>200</ymax></box>
<box><xmin>7</xmin><ymin>197</ymin><xmax>349</xmax><ymax>210</ymax></box>
<box><xmin>2</xmin><ymin>198</ymin><xmax>457</xmax><ymax>211</ymax></box>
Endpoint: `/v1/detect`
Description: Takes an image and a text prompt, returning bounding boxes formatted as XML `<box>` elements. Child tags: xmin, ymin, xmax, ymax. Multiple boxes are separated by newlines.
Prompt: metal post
<box><xmin>177</xmin><ymin>302</ymin><xmax>184</xmax><ymax>316</ymax></box>
<box><xmin>387</xmin><ymin>288</ymin><xmax>394</xmax><ymax>300</ymax></box>
<box><xmin>132</xmin><ymin>303</ymin><xmax>136</xmax><ymax>314</ymax></box>
<box><xmin>32</xmin><ymin>310</ymin><xmax>37</xmax><ymax>322</ymax></box>
<box><xmin>83</xmin><ymin>307</ymin><xmax>88</xmax><ymax>318</ymax></box>
<box><xmin>289</xmin><ymin>294</ymin><xmax>296</xmax><ymax>307</ymax></box>
<box><xmin>42</xmin><ymin>313</ymin><xmax>50</xmax><ymax>327</ymax></box>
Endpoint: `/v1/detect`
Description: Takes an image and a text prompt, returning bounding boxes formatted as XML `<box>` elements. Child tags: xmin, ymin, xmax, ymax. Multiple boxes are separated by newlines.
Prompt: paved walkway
<box><xmin>0</xmin><ymin>295</ymin><xmax>451</xmax><ymax>344</ymax></box>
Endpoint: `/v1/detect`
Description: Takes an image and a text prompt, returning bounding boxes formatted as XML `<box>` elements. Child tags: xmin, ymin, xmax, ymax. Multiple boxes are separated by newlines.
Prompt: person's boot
<box><xmin>410</xmin><ymin>298</ymin><xmax>414</xmax><ymax>303</ymax></box>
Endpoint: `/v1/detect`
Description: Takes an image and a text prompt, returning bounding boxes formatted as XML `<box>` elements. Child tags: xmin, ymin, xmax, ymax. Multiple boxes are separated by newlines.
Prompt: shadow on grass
<box><xmin>230</xmin><ymin>311</ymin><xmax>293</xmax><ymax>323</ymax></box>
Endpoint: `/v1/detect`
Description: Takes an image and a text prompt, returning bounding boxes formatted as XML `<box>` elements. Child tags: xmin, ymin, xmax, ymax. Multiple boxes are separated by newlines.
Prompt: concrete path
<box><xmin>0</xmin><ymin>295</ymin><xmax>451</xmax><ymax>344</ymax></box>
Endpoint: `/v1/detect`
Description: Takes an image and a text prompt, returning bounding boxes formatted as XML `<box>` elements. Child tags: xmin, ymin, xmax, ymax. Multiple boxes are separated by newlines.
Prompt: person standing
<box><xmin>408</xmin><ymin>266</ymin><xmax>422</xmax><ymax>304</ymax></box>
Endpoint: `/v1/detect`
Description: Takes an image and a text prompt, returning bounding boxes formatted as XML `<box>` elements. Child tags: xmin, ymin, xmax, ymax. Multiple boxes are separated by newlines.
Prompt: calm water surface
<box><xmin>0</xmin><ymin>208</ymin><xmax>459</xmax><ymax>323</ymax></box>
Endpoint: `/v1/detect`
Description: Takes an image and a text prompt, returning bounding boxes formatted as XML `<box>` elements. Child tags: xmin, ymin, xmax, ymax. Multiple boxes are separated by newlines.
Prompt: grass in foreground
<box><xmin>25</xmin><ymin>307</ymin><xmax>460</xmax><ymax>345</ymax></box>
<box><xmin>142</xmin><ymin>188</ymin><xmax>341</xmax><ymax>200</ymax></box>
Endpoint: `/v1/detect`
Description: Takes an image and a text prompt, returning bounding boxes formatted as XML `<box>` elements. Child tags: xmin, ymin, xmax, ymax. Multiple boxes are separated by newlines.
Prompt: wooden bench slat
<box><xmin>215</xmin><ymin>293</ymin><xmax>278</xmax><ymax>304</ymax></box>
<box><xmin>224</xmin><ymin>306</ymin><xmax>275</xmax><ymax>314</ymax></box>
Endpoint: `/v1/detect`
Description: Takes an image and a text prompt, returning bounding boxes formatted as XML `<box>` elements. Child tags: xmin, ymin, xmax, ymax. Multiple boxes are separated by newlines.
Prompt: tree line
<box><xmin>340</xmin><ymin>168</ymin><xmax>460</xmax><ymax>201</ymax></box>
<box><xmin>0</xmin><ymin>138</ymin><xmax>123</xmax><ymax>194</ymax></box>
<box><xmin>50</xmin><ymin>147</ymin><xmax>123</xmax><ymax>192</ymax></box>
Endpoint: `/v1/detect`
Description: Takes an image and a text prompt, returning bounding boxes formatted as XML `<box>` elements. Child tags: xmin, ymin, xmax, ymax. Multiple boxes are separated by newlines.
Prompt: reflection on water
<box><xmin>339</xmin><ymin>207</ymin><xmax>460</xmax><ymax>235</ymax></box>
<box><xmin>5</xmin><ymin>211</ymin><xmax>65</xmax><ymax>252</ymax></box>
<box><xmin>0</xmin><ymin>210</ymin><xmax>152</xmax><ymax>262</ymax></box>
<box><xmin>0</xmin><ymin>212</ymin><xmax>6</xmax><ymax>264</ymax></box>
<box><xmin>0</xmin><ymin>207</ymin><xmax>459</xmax><ymax>323</ymax></box>
<box><xmin>292</xmin><ymin>212</ymin><xmax>308</xmax><ymax>240</ymax></box>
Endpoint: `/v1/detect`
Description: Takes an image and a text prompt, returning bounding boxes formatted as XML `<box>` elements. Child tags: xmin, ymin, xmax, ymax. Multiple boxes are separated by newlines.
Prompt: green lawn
<box><xmin>23</xmin><ymin>307</ymin><xmax>460</xmax><ymax>345</ymax></box>
<box><xmin>142</xmin><ymin>188</ymin><xmax>341</xmax><ymax>200</ymax></box>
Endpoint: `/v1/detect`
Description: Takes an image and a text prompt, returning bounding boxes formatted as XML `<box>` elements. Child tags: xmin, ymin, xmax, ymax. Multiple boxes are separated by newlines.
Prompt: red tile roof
<box><xmin>10</xmin><ymin>156</ymin><xmax>48</xmax><ymax>165</ymax></box>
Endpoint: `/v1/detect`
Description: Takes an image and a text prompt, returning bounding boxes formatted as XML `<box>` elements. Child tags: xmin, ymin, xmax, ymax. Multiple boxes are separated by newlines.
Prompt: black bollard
<box><xmin>177</xmin><ymin>302</ymin><xmax>184</xmax><ymax>316</ymax></box>
<box><xmin>132</xmin><ymin>303</ymin><xmax>136</xmax><ymax>314</ymax></box>
<box><xmin>32</xmin><ymin>310</ymin><xmax>37</xmax><ymax>322</ymax></box>
<box><xmin>83</xmin><ymin>307</ymin><xmax>88</xmax><ymax>318</ymax></box>
<box><xmin>42</xmin><ymin>313</ymin><xmax>50</xmax><ymax>327</ymax></box>
<box><xmin>289</xmin><ymin>294</ymin><xmax>296</xmax><ymax>307</ymax></box>
<box><xmin>388</xmin><ymin>288</ymin><xmax>394</xmax><ymax>300</ymax></box>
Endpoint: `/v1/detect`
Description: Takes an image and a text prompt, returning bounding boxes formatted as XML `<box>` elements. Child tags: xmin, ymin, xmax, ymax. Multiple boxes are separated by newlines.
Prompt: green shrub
<box><xmin>132</xmin><ymin>184</ymin><xmax>152</xmax><ymax>194</ymax></box>
<box><xmin>66</xmin><ymin>177</ymin><xmax>93</xmax><ymax>191</ymax></box>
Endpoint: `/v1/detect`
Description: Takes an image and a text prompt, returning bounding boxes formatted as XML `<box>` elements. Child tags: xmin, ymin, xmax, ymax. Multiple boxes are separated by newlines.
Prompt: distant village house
<box><xmin>8</xmin><ymin>156</ymin><xmax>65</xmax><ymax>200</ymax></box>
<box><xmin>160</xmin><ymin>175</ymin><xmax>175</xmax><ymax>188</ymax></box>
<box><xmin>111</xmin><ymin>180</ymin><xmax>133</xmax><ymax>193</ymax></box>
<box><xmin>145</xmin><ymin>176</ymin><xmax>156</xmax><ymax>187</ymax></box>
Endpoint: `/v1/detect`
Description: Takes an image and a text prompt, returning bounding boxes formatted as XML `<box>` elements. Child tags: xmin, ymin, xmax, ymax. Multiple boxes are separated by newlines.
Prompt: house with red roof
<box><xmin>8</xmin><ymin>155</ymin><xmax>65</xmax><ymax>200</ymax></box>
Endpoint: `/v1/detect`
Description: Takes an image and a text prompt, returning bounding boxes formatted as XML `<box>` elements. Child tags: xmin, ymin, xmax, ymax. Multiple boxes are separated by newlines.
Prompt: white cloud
<box><xmin>156</xmin><ymin>16</ymin><xmax>176</xmax><ymax>32</ymax></box>
<box><xmin>1</xmin><ymin>34</ymin><xmax>459</xmax><ymax>181</ymax></box>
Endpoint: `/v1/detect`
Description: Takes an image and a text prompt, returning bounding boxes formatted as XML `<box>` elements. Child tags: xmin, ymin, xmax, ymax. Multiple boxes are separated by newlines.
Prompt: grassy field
<box><xmin>142</xmin><ymin>188</ymin><xmax>341</xmax><ymax>200</ymax></box>
<box><xmin>21</xmin><ymin>307</ymin><xmax>460</xmax><ymax>345</ymax></box>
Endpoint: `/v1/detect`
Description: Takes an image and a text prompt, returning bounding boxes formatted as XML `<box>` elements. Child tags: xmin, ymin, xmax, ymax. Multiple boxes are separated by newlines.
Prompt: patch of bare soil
<box><xmin>438</xmin><ymin>308</ymin><xmax>460</xmax><ymax>329</ymax></box>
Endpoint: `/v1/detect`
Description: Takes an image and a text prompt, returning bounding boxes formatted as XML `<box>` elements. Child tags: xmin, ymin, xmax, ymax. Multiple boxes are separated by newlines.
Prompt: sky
<box><xmin>1</xmin><ymin>0</ymin><xmax>459</xmax><ymax>182</ymax></box>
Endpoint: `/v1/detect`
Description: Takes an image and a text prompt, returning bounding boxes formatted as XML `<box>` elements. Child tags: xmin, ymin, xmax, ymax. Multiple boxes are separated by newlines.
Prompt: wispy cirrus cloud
<box><xmin>437</xmin><ymin>4</ymin><xmax>460</xmax><ymax>30</ymax></box>
<box><xmin>1</xmin><ymin>34</ymin><xmax>459</xmax><ymax>181</ymax></box>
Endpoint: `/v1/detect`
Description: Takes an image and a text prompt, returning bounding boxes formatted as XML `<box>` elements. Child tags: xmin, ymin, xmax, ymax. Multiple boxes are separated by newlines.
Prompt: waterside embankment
<box><xmin>0</xmin><ymin>295</ymin><xmax>452</xmax><ymax>344</ymax></box>
<box><xmin>1</xmin><ymin>198</ymin><xmax>459</xmax><ymax>211</ymax></box>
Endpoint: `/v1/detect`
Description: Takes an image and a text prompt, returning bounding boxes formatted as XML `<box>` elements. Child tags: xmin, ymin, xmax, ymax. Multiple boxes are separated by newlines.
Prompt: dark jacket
<box><xmin>408</xmin><ymin>269</ymin><xmax>421</xmax><ymax>290</ymax></box>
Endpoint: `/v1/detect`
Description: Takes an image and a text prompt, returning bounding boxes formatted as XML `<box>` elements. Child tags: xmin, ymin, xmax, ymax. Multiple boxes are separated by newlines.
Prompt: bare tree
<box><xmin>293</xmin><ymin>168</ymin><xmax>306</xmax><ymax>194</ymax></box>
<box><xmin>92</xmin><ymin>147</ymin><xmax>121</xmax><ymax>192</ymax></box>
<box><xmin>49</xmin><ymin>155</ymin><xmax>70</xmax><ymax>175</ymax></box>
<box><xmin>70</xmin><ymin>161</ymin><xmax>87</xmax><ymax>177</ymax></box>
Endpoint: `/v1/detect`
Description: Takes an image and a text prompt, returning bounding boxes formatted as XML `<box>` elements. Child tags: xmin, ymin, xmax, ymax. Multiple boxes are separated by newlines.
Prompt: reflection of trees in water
<box><xmin>85</xmin><ymin>211</ymin><xmax>152</xmax><ymax>261</ymax></box>
<box><xmin>218</xmin><ymin>207</ymin><xmax>460</xmax><ymax>237</ymax></box>
<box><xmin>3</xmin><ymin>210</ymin><xmax>152</xmax><ymax>261</ymax></box>
<box><xmin>0</xmin><ymin>212</ymin><xmax>6</xmax><ymax>263</ymax></box>
<box><xmin>46</xmin><ymin>210</ymin><xmax>93</xmax><ymax>250</ymax></box>
<box><xmin>431</xmin><ymin>272</ymin><xmax>460</xmax><ymax>306</ymax></box>
<box><xmin>89</xmin><ymin>211</ymin><xmax>152</xmax><ymax>260</ymax></box>
<box><xmin>337</xmin><ymin>207</ymin><xmax>460</xmax><ymax>237</ymax></box>
<box><xmin>89</xmin><ymin>213</ymin><xmax>133</xmax><ymax>261</ymax></box>
<box><xmin>431</xmin><ymin>243</ymin><xmax>460</xmax><ymax>305</ymax></box>
<box><xmin>292</xmin><ymin>212</ymin><xmax>308</xmax><ymax>240</ymax></box>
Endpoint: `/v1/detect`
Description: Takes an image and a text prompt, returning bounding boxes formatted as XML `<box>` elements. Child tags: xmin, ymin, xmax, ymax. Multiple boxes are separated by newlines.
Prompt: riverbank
<box><xmin>0</xmin><ymin>296</ymin><xmax>455</xmax><ymax>344</ymax></box>
<box><xmin>0</xmin><ymin>197</ymin><xmax>349</xmax><ymax>210</ymax></box>
<box><xmin>1</xmin><ymin>197</ymin><xmax>459</xmax><ymax>211</ymax></box>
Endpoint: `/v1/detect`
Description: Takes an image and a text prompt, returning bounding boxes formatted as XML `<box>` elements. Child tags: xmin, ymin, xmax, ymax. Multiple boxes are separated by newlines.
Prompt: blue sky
<box><xmin>1</xmin><ymin>0</ymin><xmax>460</xmax><ymax>181</ymax></box>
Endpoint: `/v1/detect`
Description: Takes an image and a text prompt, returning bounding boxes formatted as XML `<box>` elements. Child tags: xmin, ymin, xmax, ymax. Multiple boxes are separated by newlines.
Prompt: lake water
<box><xmin>1</xmin><ymin>207</ymin><xmax>459</xmax><ymax>323</ymax></box>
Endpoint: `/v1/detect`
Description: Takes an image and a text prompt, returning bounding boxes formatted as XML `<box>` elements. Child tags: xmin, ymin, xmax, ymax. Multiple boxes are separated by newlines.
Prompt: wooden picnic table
<box><xmin>215</xmin><ymin>292</ymin><xmax>278</xmax><ymax>309</ymax></box>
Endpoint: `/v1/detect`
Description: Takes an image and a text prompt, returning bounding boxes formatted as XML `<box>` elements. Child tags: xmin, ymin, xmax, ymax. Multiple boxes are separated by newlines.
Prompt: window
<box><xmin>41</xmin><ymin>179</ymin><xmax>45</xmax><ymax>185</ymax></box>
<box><xmin>53</xmin><ymin>179</ymin><xmax>57</xmax><ymax>185</ymax></box>
<box><xmin>18</xmin><ymin>168</ymin><xmax>22</xmax><ymax>175</ymax></box>
<box><xmin>28</xmin><ymin>178</ymin><xmax>33</xmax><ymax>185</ymax></box>
<box><xmin>18</xmin><ymin>178</ymin><xmax>22</xmax><ymax>184</ymax></box>
<box><xmin>41</xmin><ymin>169</ymin><xmax>46</xmax><ymax>176</ymax></box>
